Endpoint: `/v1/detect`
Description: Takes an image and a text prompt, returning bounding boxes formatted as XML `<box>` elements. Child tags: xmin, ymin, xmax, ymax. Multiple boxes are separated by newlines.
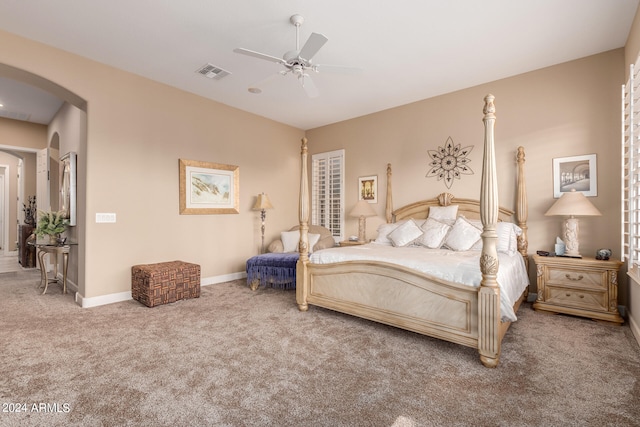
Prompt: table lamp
<box><xmin>544</xmin><ymin>189</ymin><xmax>601</xmax><ymax>258</ymax></box>
<box><xmin>253</xmin><ymin>193</ymin><xmax>274</xmax><ymax>253</ymax></box>
<box><xmin>349</xmin><ymin>200</ymin><xmax>376</xmax><ymax>243</ymax></box>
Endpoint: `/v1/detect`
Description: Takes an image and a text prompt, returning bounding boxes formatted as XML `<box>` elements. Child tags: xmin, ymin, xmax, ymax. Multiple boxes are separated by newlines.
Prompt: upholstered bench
<box><xmin>246</xmin><ymin>253</ymin><xmax>299</xmax><ymax>291</ymax></box>
<box><xmin>131</xmin><ymin>261</ymin><xmax>201</xmax><ymax>307</ymax></box>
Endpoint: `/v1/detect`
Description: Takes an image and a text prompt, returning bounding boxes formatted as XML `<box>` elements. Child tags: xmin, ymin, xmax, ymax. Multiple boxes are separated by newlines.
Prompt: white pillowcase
<box><xmin>428</xmin><ymin>205</ymin><xmax>459</xmax><ymax>225</ymax></box>
<box><xmin>416</xmin><ymin>218</ymin><xmax>451</xmax><ymax>249</ymax></box>
<box><xmin>280</xmin><ymin>231</ymin><xmax>321</xmax><ymax>253</ymax></box>
<box><xmin>388</xmin><ymin>219</ymin><xmax>424</xmax><ymax>247</ymax></box>
<box><xmin>374</xmin><ymin>222</ymin><xmax>401</xmax><ymax>245</ymax></box>
<box><xmin>444</xmin><ymin>216</ymin><xmax>482</xmax><ymax>251</ymax></box>
<box><xmin>468</xmin><ymin>221</ymin><xmax>521</xmax><ymax>255</ymax></box>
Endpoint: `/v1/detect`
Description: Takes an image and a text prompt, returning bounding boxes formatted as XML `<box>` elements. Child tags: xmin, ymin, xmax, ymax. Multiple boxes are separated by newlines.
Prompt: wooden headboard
<box><xmin>392</xmin><ymin>191</ymin><xmax>515</xmax><ymax>223</ymax></box>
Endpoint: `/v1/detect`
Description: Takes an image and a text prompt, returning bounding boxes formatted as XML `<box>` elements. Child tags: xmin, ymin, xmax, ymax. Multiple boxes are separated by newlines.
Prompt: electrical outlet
<box><xmin>96</xmin><ymin>213</ymin><xmax>116</xmax><ymax>223</ymax></box>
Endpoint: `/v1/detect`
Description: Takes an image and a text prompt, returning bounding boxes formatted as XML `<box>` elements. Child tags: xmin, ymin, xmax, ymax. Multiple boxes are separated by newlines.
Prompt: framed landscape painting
<box><xmin>179</xmin><ymin>159</ymin><xmax>239</xmax><ymax>214</ymax></box>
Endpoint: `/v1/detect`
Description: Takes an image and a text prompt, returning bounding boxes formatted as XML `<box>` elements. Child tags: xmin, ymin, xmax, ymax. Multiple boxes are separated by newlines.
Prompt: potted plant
<box><xmin>35</xmin><ymin>210</ymin><xmax>69</xmax><ymax>244</ymax></box>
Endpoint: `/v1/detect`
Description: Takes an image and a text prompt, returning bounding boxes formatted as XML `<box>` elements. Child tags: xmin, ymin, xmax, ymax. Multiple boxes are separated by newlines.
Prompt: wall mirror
<box><xmin>60</xmin><ymin>152</ymin><xmax>77</xmax><ymax>226</ymax></box>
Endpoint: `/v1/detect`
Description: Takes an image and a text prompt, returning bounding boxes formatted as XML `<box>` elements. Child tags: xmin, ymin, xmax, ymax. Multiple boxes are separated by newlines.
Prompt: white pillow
<box><xmin>388</xmin><ymin>219</ymin><xmax>424</xmax><ymax>247</ymax></box>
<box><xmin>468</xmin><ymin>221</ymin><xmax>521</xmax><ymax>255</ymax></box>
<box><xmin>281</xmin><ymin>231</ymin><xmax>321</xmax><ymax>253</ymax></box>
<box><xmin>444</xmin><ymin>217</ymin><xmax>482</xmax><ymax>251</ymax></box>
<box><xmin>416</xmin><ymin>218</ymin><xmax>451</xmax><ymax>249</ymax></box>
<box><xmin>374</xmin><ymin>220</ymin><xmax>426</xmax><ymax>245</ymax></box>
<box><xmin>428</xmin><ymin>205</ymin><xmax>459</xmax><ymax>225</ymax></box>
<box><xmin>374</xmin><ymin>222</ymin><xmax>399</xmax><ymax>245</ymax></box>
<box><xmin>281</xmin><ymin>230</ymin><xmax>300</xmax><ymax>252</ymax></box>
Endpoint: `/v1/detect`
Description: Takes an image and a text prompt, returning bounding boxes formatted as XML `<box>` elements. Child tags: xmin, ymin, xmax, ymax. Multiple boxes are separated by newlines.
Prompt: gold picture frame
<box><xmin>179</xmin><ymin>159</ymin><xmax>239</xmax><ymax>214</ymax></box>
<box><xmin>358</xmin><ymin>175</ymin><xmax>377</xmax><ymax>203</ymax></box>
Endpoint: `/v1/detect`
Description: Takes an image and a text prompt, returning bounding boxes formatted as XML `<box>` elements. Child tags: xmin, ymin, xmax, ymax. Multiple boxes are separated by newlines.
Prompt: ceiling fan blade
<box><xmin>300</xmin><ymin>74</ymin><xmax>319</xmax><ymax>98</ymax></box>
<box><xmin>298</xmin><ymin>32</ymin><xmax>328</xmax><ymax>62</ymax></box>
<box><xmin>233</xmin><ymin>48</ymin><xmax>285</xmax><ymax>65</ymax></box>
<box><xmin>313</xmin><ymin>64</ymin><xmax>363</xmax><ymax>74</ymax></box>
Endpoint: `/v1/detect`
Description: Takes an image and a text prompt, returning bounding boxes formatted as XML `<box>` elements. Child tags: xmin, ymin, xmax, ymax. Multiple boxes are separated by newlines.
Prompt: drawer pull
<box><xmin>565</xmin><ymin>293</ymin><xmax>585</xmax><ymax>298</ymax></box>
<box><xmin>565</xmin><ymin>274</ymin><xmax>584</xmax><ymax>281</ymax></box>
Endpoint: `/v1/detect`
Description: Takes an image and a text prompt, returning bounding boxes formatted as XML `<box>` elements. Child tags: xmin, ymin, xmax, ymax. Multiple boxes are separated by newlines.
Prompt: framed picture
<box><xmin>552</xmin><ymin>154</ymin><xmax>597</xmax><ymax>198</ymax></box>
<box><xmin>59</xmin><ymin>152</ymin><xmax>77</xmax><ymax>226</ymax></box>
<box><xmin>179</xmin><ymin>159</ymin><xmax>239</xmax><ymax>214</ymax></box>
<box><xmin>358</xmin><ymin>175</ymin><xmax>377</xmax><ymax>203</ymax></box>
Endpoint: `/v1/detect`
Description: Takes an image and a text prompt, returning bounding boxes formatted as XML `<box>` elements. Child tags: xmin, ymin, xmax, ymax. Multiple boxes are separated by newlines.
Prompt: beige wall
<box><xmin>0</xmin><ymin>117</ymin><xmax>46</xmax><ymax>249</ymax></box>
<box><xmin>0</xmin><ymin>29</ymin><xmax>304</xmax><ymax>299</ymax></box>
<box><xmin>307</xmin><ymin>49</ymin><xmax>625</xmax><ymax>299</ymax></box>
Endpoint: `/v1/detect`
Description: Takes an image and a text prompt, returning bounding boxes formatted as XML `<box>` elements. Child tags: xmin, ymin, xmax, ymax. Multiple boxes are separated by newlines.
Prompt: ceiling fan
<box><xmin>233</xmin><ymin>14</ymin><xmax>360</xmax><ymax>98</ymax></box>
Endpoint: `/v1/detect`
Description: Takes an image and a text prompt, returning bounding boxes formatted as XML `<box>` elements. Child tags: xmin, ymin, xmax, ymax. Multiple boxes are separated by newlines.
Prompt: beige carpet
<box><xmin>1</xmin><ymin>269</ymin><xmax>640</xmax><ymax>427</ymax></box>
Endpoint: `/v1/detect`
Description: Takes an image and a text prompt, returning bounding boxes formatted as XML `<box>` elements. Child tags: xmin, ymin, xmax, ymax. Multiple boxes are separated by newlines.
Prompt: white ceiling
<box><xmin>0</xmin><ymin>0</ymin><xmax>637</xmax><ymax>130</ymax></box>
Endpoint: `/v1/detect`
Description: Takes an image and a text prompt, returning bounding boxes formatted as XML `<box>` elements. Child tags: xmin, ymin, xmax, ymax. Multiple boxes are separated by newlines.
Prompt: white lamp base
<box><xmin>562</xmin><ymin>216</ymin><xmax>581</xmax><ymax>258</ymax></box>
<box><xmin>357</xmin><ymin>216</ymin><xmax>367</xmax><ymax>243</ymax></box>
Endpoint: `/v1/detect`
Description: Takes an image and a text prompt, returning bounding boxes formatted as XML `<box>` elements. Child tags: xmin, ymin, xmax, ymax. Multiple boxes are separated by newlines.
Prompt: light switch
<box><xmin>96</xmin><ymin>213</ymin><xmax>116</xmax><ymax>223</ymax></box>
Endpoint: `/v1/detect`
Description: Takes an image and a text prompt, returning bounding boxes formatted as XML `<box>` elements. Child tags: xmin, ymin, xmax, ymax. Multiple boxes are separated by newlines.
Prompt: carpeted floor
<box><xmin>1</xmin><ymin>269</ymin><xmax>640</xmax><ymax>427</ymax></box>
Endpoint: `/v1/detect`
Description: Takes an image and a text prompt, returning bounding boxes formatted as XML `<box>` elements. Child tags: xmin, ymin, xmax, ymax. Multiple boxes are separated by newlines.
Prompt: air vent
<box><xmin>196</xmin><ymin>63</ymin><xmax>231</xmax><ymax>80</ymax></box>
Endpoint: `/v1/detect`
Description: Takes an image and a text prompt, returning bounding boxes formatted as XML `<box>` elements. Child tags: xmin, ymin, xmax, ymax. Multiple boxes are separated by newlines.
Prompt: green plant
<box><xmin>35</xmin><ymin>210</ymin><xmax>69</xmax><ymax>237</ymax></box>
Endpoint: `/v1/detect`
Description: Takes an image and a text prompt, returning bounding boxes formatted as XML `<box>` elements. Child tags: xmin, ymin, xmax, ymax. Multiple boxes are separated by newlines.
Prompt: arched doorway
<box><xmin>0</xmin><ymin>64</ymin><xmax>86</xmax><ymax>291</ymax></box>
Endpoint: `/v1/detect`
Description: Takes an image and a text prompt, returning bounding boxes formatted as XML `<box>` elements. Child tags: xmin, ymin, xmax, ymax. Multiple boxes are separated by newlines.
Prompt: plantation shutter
<box><xmin>623</xmin><ymin>55</ymin><xmax>640</xmax><ymax>275</ymax></box>
<box><xmin>312</xmin><ymin>149</ymin><xmax>345</xmax><ymax>242</ymax></box>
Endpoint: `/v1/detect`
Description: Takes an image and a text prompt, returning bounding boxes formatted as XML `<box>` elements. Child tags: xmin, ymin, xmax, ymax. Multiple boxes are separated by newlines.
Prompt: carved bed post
<box><xmin>478</xmin><ymin>94</ymin><xmax>501</xmax><ymax>368</ymax></box>
<box><xmin>297</xmin><ymin>137</ymin><xmax>310</xmax><ymax>311</ymax></box>
<box><xmin>516</xmin><ymin>146</ymin><xmax>529</xmax><ymax>266</ymax></box>
<box><xmin>386</xmin><ymin>163</ymin><xmax>393</xmax><ymax>223</ymax></box>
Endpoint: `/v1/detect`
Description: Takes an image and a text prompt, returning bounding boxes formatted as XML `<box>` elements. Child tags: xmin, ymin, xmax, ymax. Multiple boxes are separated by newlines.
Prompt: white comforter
<box><xmin>309</xmin><ymin>243</ymin><xmax>529</xmax><ymax>322</ymax></box>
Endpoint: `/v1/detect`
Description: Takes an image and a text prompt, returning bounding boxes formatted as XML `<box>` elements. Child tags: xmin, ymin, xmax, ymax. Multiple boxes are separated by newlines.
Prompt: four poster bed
<box><xmin>295</xmin><ymin>95</ymin><xmax>529</xmax><ymax>368</ymax></box>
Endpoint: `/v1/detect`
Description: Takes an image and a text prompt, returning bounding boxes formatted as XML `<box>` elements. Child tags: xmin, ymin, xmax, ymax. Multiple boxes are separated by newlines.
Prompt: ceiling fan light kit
<box><xmin>234</xmin><ymin>14</ymin><xmax>360</xmax><ymax>98</ymax></box>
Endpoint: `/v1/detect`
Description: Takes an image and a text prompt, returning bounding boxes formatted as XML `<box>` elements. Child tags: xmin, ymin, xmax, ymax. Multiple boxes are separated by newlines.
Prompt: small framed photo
<box><xmin>552</xmin><ymin>154</ymin><xmax>597</xmax><ymax>198</ymax></box>
<box><xmin>179</xmin><ymin>159</ymin><xmax>239</xmax><ymax>214</ymax></box>
<box><xmin>358</xmin><ymin>175</ymin><xmax>377</xmax><ymax>203</ymax></box>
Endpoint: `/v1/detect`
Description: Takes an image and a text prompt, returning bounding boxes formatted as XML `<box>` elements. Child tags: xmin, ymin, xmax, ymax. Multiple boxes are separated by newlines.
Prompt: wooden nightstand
<box><xmin>339</xmin><ymin>240</ymin><xmax>366</xmax><ymax>247</ymax></box>
<box><xmin>532</xmin><ymin>254</ymin><xmax>623</xmax><ymax>324</ymax></box>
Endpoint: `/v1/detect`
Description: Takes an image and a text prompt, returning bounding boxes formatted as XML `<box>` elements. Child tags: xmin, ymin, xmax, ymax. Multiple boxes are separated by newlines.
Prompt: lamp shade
<box><xmin>349</xmin><ymin>200</ymin><xmax>376</xmax><ymax>217</ymax></box>
<box><xmin>544</xmin><ymin>189</ymin><xmax>601</xmax><ymax>217</ymax></box>
<box><xmin>252</xmin><ymin>193</ymin><xmax>274</xmax><ymax>211</ymax></box>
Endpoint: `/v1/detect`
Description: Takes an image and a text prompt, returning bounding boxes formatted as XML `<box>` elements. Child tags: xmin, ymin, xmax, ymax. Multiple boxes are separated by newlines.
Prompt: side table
<box><xmin>339</xmin><ymin>240</ymin><xmax>367</xmax><ymax>247</ymax></box>
<box><xmin>29</xmin><ymin>241</ymin><xmax>73</xmax><ymax>294</ymax></box>
<box><xmin>532</xmin><ymin>254</ymin><xmax>623</xmax><ymax>324</ymax></box>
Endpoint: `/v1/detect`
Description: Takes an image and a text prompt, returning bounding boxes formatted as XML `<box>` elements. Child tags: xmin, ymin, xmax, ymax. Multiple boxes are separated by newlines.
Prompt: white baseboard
<box><xmin>629</xmin><ymin>313</ymin><xmax>640</xmax><ymax>347</ymax></box>
<box><xmin>74</xmin><ymin>271</ymin><xmax>247</xmax><ymax>308</ymax></box>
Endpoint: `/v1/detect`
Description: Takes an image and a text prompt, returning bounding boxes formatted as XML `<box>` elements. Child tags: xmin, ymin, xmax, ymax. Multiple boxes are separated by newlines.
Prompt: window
<box><xmin>312</xmin><ymin>149</ymin><xmax>345</xmax><ymax>242</ymax></box>
<box><xmin>622</xmin><ymin>55</ymin><xmax>640</xmax><ymax>277</ymax></box>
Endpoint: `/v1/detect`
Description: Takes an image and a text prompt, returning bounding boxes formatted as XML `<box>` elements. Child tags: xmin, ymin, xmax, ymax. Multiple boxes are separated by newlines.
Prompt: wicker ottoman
<box><xmin>131</xmin><ymin>261</ymin><xmax>201</xmax><ymax>307</ymax></box>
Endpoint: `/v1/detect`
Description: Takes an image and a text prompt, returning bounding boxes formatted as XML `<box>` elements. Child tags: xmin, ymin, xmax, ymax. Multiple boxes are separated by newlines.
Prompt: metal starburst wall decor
<box><xmin>426</xmin><ymin>137</ymin><xmax>474</xmax><ymax>189</ymax></box>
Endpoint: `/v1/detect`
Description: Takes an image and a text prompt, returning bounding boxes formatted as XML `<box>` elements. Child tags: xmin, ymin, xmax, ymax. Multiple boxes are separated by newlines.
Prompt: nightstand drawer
<box><xmin>547</xmin><ymin>269</ymin><xmax>604</xmax><ymax>289</ymax></box>
<box><xmin>546</xmin><ymin>285</ymin><xmax>607</xmax><ymax>311</ymax></box>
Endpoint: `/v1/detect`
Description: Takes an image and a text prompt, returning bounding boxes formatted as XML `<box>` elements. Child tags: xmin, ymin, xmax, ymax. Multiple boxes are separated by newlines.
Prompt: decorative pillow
<box><xmin>280</xmin><ymin>230</ymin><xmax>320</xmax><ymax>252</ymax></box>
<box><xmin>428</xmin><ymin>205</ymin><xmax>459</xmax><ymax>225</ymax></box>
<box><xmin>388</xmin><ymin>219</ymin><xmax>424</xmax><ymax>247</ymax></box>
<box><xmin>374</xmin><ymin>222</ymin><xmax>402</xmax><ymax>245</ymax></box>
<box><xmin>307</xmin><ymin>233</ymin><xmax>321</xmax><ymax>253</ymax></box>
<box><xmin>468</xmin><ymin>221</ymin><xmax>522</xmax><ymax>255</ymax></box>
<box><xmin>416</xmin><ymin>218</ymin><xmax>451</xmax><ymax>249</ymax></box>
<box><xmin>281</xmin><ymin>230</ymin><xmax>300</xmax><ymax>252</ymax></box>
<box><xmin>444</xmin><ymin>216</ymin><xmax>482</xmax><ymax>251</ymax></box>
<box><xmin>280</xmin><ymin>231</ymin><xmax>321</xmax><ymax>253</ymax></box>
